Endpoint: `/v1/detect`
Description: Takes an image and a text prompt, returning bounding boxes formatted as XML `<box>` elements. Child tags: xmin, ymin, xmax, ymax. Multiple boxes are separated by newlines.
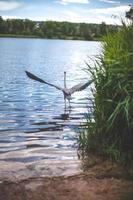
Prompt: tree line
<box><xmin>0</xmin><ymin>16</ymin><xmax>119</xmax><ymax>40</ymax></box>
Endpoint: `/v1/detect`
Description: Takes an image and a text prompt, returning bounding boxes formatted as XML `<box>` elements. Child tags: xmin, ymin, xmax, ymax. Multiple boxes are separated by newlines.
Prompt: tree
<box><xmin>126</xmin><ymin>5</ymin><xmax>133</xmax><ymax>20</ymax></box>
<box><xmin>0</xmin><ymin>16</ymin><xmax>3</xmax><ymax>33</ymax></box>
<box><xmin>0</xmin><ymin>17</ymin><xmax>119</xmax><ymax>40</ymax></box>
<box><xmin>100</xmin><ymin>22</ymin><xmax>107</xmax><ymax>36</ymax></box>
<box><xmin>0</xmin><ymin>16</ymin><xmax>8</xmax><ymax>33</ymax></box>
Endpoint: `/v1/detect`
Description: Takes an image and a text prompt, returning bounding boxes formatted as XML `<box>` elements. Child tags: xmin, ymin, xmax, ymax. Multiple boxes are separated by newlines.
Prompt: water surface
<box><xmin>0</xmin><ymin>38</ymin><xmax>101</xmax><ymax>179</ymax></box>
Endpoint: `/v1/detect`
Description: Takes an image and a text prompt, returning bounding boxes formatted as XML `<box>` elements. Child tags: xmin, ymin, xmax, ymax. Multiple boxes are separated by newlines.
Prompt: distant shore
<box><xmin>0</xmin><ymin>34</ymin><xmax>101</xmax><ymax>41</ymax></box>
<box><xmin>0</xmin><ymin>17</ymin><xmax>118</xmax><ymax>42</ymax></box>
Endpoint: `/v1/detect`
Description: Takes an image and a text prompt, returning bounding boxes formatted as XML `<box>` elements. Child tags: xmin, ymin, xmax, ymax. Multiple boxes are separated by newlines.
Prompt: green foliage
<box><xmin>79</xmin><ymin>24</ymin><xmax>133</xmax><ymax>165</ymax></box>
<box><xmin>0</xmin><ymin>16</ymin><xmax>119</xmax><ymax>40</ymax></box>
<box><xmin>126</xmin><ymin>6</ymin><xmax>133</xmax><ymax>21</ymax></box>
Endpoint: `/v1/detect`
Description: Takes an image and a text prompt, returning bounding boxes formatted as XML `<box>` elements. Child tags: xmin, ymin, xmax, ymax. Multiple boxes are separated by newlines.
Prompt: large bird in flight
<box><xmin>25</xmin><ymin>71</ymin><xmax>93</xmax><ymax>107</ymax></box>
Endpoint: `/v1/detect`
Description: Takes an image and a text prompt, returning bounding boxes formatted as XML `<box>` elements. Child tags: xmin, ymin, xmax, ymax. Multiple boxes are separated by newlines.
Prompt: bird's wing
<box><xmin>69</xmin><ymin>79</ymin><xmax>94</xmax><ymax>94</ymax></box>
<box><xmin>25</xmin><ymin>71</ymin><xmax>64</xmax><ymax>91</ymax></box>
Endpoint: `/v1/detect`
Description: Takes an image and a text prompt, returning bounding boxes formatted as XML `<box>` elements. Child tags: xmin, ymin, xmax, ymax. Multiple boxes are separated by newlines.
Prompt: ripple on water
<box><xmin>0</xmin><ymin>99</ymin><xmax>92</xmax><ymax>176</ymax></box>
<box><xmin>0</xmin><ymin>38</ymin><xmax>100</xmax><ymax>179</ymax></box>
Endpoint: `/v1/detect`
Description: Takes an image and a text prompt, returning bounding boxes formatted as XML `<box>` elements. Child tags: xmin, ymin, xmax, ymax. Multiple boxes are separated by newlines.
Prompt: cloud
<box><xmin>87</xmin><ymin>5</ymin><xmax>130</xmax><ymax>24</ymax></box>
<box><xmin>1</xmin><ymin>1</ymin><xmax>130</xmax><ymax>25</ymax></box>
<box><xmin>90</xmin><ymin>5</ymin><xmax>130</xmax><ymax>15</ymax></box>
<box><xmin>0</xmin><ymin>1</ymin><xmax>24</xmax><ymax>11</ymax></box>
<box><xmin>57</xmin><ymin>5</ymin><xmax>130</xmax><ymax>24</ymax></box>
<box><xmin>99</xmin><ymin>0</ymin><xmax>120</xmax><ymax>4</ymax></box>
<box><xmin>2</xmin><ymin>15</ymin><xmax>23</xmax><ymax>19</ymax></box>
<box><xmin>60</xmin><ymin>10</ymin><xmax>81</xmax><ymax>21</ymax></box>
<box><xmin>56</xmin><ymin>0</ymin><xmax>90</xmax><ymax>5</ymax></box>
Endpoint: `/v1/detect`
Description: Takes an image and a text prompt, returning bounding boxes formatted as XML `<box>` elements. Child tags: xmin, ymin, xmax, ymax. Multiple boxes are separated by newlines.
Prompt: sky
<box><xmin>0</xmin><ymin>0</ymin><xmax>132</xmax><ymax>24</ymax></box>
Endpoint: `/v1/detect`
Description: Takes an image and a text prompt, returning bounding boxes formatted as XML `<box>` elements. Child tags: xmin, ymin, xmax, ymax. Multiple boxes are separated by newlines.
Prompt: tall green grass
<box><xmin>79</xmin><ymin>24</ymin><xmax>133</xmax><ymax>164</ymax></box>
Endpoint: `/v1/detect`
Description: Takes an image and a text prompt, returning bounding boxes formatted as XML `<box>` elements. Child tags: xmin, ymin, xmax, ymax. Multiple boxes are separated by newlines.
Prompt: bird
<box><xmin>25</xmin><ymin>71</ymin><xmax>93</xmax><ymax>107</ymax></box>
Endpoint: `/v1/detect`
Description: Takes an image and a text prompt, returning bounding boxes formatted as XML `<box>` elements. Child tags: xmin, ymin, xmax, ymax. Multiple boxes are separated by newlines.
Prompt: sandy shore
<box><xmin>0</xmin><ymin>174</ymin><xmax>133</xmax><ymax>200</ymax></box>
<box><xmin>0</xmin><ymin>157</ymin><xmax>133</xmax><ymax>200</ymax></box>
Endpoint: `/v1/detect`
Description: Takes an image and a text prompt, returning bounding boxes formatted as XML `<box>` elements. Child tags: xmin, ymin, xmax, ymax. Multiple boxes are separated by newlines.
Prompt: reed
<box><xmin>79</xmin><ymin>23</ymin><xmax>133</xmax><ymax>164</ymax></box>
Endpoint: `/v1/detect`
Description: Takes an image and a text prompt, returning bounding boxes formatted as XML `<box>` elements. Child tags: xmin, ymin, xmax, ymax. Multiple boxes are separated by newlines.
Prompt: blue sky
<box><xmin>0</xmin><ymin>0</ymin><xmax>132</xmax><ymax>24</ymax></box>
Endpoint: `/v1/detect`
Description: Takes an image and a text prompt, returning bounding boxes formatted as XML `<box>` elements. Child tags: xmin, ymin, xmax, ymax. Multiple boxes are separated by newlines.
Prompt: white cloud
<box><xmin>3</xmin><ymin>5</ymin><xmax>128</xmax><ymax>25</ymax></box>
<box><xmin>2</xmin><ymin>15</ymin><xmax>23</xmax><ymax>20</ymax></box>
<box><xmin>57</xmin><ymin>0</ymin><xmax>90</xmax><ymax>5</ymax></box>
<box><xmin>61</xmin><ymin>10</ymin><xmax>81</xmax><ymax>21</ymax></box>
<box><xmin>90</xmin><ymin>5</ymin><xmax>130</xmax><ymax>15</ymax></box>
<box><xmin>0</xmin><ymin>1</ymin><xmax>24</xmax><ymax>11</ymax></box>
<box><xmin>87</xmin><ymin>5</ymin><xmax>130</xmax><ymax>24</ymax></box>
<box><xmin>99</xmin><ymin>0</ymin><xmax>120</xmax><ymax>4</ymax></box>
<box><xmin>56</xmin><ymin>5</ymin><xmax>129</xmax><ymax>25</ymax></box>
<box><xmin>1</xmin><ymin>3</ymin><xmax>130</xmax><ymax>25</ymax></box>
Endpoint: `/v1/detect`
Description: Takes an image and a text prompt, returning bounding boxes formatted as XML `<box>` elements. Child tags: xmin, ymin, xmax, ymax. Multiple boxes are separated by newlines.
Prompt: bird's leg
<box><xmin>64</xmin><ymin>97</ymin><xmax>66</xmax><ymax>112</ymax></box>
<box><xmin>68</xmin><ymin>99</ymin><xmax>71</xmax><ymax>108</ymax></box>
<box><xmin>68</xmin><ymin>100</ymin><xmax>72</xmax><ymax>113</ymax></box>
<box><xmin>64</xmin><ymin>71</ymin><xmax>66</xmax><ymax>89</ymax></box>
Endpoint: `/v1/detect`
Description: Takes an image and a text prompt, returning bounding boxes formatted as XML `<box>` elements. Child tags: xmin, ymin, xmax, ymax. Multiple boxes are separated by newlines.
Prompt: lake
<box><xmin>0</xmin><ymin>38</ymin><xmax>101</xmax><ymax>179</ymax></box>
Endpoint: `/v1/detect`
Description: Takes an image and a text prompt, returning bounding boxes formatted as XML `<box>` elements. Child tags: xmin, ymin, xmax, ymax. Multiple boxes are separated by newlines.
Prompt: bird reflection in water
<box><xmin>61</xmin><ymin>105</ymin><xmax>71</xmax><ymax>120</ymax></box>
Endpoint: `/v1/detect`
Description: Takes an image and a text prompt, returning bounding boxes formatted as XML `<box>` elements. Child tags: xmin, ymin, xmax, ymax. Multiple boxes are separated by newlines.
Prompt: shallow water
<box><xmin>0</xmin><ymin>38</ymin><xmax>101</xmax><ymax>178</ymax></box>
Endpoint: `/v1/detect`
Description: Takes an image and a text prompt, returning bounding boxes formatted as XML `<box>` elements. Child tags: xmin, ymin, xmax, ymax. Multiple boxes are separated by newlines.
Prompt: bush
<box><xmin>79</xmin><ymin>24</ymin><xmax>133</xmax><ymax>165</ymax></box>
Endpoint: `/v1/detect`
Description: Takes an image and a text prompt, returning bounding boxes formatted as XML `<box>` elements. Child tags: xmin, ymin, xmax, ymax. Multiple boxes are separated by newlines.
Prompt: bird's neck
<box><xmin>64</xmin><ymin>72</ymin><xmax>66</xmax><ymax>89</ymax></box>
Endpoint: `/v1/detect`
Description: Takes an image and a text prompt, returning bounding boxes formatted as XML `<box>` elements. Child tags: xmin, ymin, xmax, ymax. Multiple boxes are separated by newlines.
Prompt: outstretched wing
<box><xmin>69</xmin><ymin>79</ymin><xmax>94</xmax><ymax>95</ymax></box>
<box><xmin>25</xmin><ymin>71</ymin><xmax>64</xmax><ymax>91</ymax></box>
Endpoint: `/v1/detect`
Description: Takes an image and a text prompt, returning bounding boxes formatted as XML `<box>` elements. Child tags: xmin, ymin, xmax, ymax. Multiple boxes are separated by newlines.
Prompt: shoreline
<box><xmin>0</xmin><ymin>157</ymin><xmax>133</xmax><ymax>200</ymax></box>
<box><xmin>0</xmin><ymin>155</ymin><xmax>133</xmax><ymax>200</ymax></box>
<box><xmin>0</xmin><ymin>34</ymin><xmax>101</xmax><ymax>41</ymax></box>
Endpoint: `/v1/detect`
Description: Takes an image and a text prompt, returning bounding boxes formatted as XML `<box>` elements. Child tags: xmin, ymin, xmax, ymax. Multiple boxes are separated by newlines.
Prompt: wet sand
<box><xmin>0</xmin><ymin>175</ymin><xmax>133</xmax><ymax>200</ymax></box>
<box><xmin>0</xmin><ymin>157</ymin><xmax>133</xmax><ymax>200</ymax></box>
